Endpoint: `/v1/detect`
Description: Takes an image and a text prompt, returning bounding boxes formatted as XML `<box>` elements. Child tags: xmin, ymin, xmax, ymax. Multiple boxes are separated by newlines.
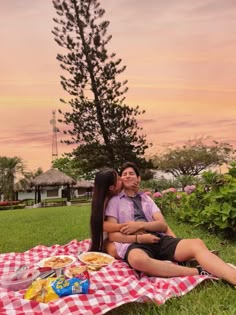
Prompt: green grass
<box><xmin>0</xmin><ymin>205</ymin><xmax>236</xmax><ymax>314</ymax></box>
<box><xmin>0</xmin><ymin>204</ymin><xmax>91</xmax><ymax>253</ymax></box>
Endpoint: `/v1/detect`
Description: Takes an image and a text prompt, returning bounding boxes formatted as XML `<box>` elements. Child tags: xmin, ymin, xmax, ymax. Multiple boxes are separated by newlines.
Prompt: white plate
<box><xmin>38</xmin><ymin>255</ymin><xmax>76</xmax><ymax>269</ymax></box>
<box><xmin>78</xmin><ymin>252</ymin><xmax>115</xmax><ymax>267</ymax></box>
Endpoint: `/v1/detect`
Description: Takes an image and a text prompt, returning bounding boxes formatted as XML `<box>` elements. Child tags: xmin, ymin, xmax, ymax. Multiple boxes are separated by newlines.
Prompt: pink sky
<box><xmin>0</xmin><ymin>0</ymin><xmax>236</xmax><ymax>172</ymax></box>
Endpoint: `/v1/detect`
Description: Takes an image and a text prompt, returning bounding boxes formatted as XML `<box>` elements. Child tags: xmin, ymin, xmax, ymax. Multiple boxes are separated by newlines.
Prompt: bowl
<box><xmin>0</xmin><ymin>268</ymin><xmax>40</xmax><ymax>291</ymax></box>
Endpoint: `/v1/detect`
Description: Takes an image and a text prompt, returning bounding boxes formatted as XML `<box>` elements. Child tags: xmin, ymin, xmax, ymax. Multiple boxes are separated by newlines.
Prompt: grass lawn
<box><xmin>0</xmin><ymin>205</ymin><xmax>236</xmax><ymax>314</ymax></box>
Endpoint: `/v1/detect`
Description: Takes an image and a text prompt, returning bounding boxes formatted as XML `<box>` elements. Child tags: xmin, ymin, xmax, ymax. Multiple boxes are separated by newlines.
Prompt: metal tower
<box><xmin>50</xmin><ymin>110</ymin><xmax>58</xmax><ymax>162</ymax></box>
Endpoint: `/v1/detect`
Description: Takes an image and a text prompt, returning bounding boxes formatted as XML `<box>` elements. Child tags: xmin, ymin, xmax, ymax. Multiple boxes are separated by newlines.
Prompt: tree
<box><xmin>0</xmin><ymin>156</ymin><xmax>25</xmax><ymax>201</ymax></box>
<box><xmin>52</xmin><ymin>0</ymin><xmax>151</xmax><ymax>173</ymax></box>
<box><xmin>14</xmin><ymin>167</ymin><xmax>44</xmax><ymax>193</ymax></box>
<box><xmin>228</xmin><ymin>161</ymin><xmax>236</xmax><ymax>178</ymax></box>
<box><xmin>153</xmin><ymin>139</ymin><xmax>235</xmax><ymax>178</ymax></box>
<box><xmin>52</xmin><ymin>157</ymin><xmax>86</xmax><ymax>178</ymax></box>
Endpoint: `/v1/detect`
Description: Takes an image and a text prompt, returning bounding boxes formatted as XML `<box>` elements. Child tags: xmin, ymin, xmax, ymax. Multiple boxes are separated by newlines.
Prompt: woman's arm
<box><xmin>103</xmin><ymin>220</ymin><xmax>125</xmax><ymax>233</ymax></box>
<box><xmin>119</xmin><ymin>212</ymin><xmax>168</xmax><ymax>235</ymax></box>
<box><xmin>106</xmin><ymin>216</ymin><xmax>160</xmax><ymax>244</ymax></box>
<box><xmin>108</xmin><ymin>231</ymin><xmax>159</xmax><ymax>244</ymax></box>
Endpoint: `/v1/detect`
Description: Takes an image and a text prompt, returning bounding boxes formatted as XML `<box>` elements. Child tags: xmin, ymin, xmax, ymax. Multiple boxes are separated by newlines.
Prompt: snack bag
<box><xmin>24</xmin><ymin>272</ymin><xmax>90</xmax><ymax>303</ymax></box>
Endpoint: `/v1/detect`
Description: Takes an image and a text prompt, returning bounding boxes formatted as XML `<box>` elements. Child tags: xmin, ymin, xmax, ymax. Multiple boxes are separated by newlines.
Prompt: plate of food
<box><xmin>78</xmin><ymin>252</ymin><xmax>115</xmax><ymax>267</ymax></box>
<box><xmin>38</xmin><ymin>255</ymin><xmax>76</xmax><ymax>269</ymax></box>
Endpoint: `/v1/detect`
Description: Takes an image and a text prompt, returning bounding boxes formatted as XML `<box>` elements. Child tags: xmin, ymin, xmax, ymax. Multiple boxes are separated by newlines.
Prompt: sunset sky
<box><xmin>0</xmin><ymin>0</ymin><xmax>236</xmax><ymax>172</ymax></box>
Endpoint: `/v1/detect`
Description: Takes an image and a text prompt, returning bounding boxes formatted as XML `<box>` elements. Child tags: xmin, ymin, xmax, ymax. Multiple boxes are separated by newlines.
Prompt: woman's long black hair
<box><xmin>89</xmin><ymin>168</ymin><xmax>117</xmax><ymax>252</ymax></box>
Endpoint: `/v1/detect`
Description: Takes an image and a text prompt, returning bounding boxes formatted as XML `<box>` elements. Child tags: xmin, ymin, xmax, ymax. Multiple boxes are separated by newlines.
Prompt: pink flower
<box><xmin>176</xmin><ymin>194</ymin><xmax>182</xmax><ymax>199</ymax></box>
<box><xmin>153</xmin><ymin>192</ymin><xmax>162</xmax><ymax>198</ymax></box>
<box><xmin>184</xmin><ymin>185</ymin><xmax>196</xmax><ymax>194</ymax></box>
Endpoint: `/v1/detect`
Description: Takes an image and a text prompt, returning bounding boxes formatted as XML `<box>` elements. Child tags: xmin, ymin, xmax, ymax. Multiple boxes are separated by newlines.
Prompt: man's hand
<box><xmin>137</xmin><ymin>233</ymin><xmax>160</xmax><ymax>244</ymax></box>
<box><xmin>120</xmin><ymin>221</ymin><xmax>144</xmax><ymax>234</ymax></box>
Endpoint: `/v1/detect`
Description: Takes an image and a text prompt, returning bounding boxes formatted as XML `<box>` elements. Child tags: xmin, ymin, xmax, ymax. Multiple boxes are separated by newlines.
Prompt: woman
<box><xmin>89</xmin><ymin>168</ymin><xmax>123</xmax><ymax>256</ymax></box>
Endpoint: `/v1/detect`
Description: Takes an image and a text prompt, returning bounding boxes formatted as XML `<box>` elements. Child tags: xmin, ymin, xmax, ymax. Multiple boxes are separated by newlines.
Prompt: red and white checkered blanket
<box><xmin>0</xmin><ymin>239</ymin><xmax>216</xmax><ymax>315</ymax></box>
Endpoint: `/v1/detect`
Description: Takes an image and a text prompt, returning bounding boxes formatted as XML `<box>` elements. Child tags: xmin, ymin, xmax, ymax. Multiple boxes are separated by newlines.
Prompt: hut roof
<box><xmin>31</xmin><ymin>168</ymin><xmax>76</xmax><ymax>186</ymax></box>
<box><xmin>74</xmin><ymin>179</ymin><xmax>94</xmax><ymax>188</ymax></box>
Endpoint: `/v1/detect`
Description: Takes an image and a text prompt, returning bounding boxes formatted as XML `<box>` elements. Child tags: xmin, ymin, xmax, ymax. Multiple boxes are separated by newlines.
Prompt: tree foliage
<box><xmin>52</xmin><ymin>0</ymin><xmax>151</xmax><ymax>172</ymax></box>
<box><xmin>0</xmin><ymin>156</ymin><xmax>25</xmax><ymax>200</ymax></box>
<box><xmin>227</xmin><ymin>161</ymin><xmax>236</xmax><ymax>178</ymax></box>
<box><xmin>153</xmin><ymin>139</ymin><xmax>235</xmax><ymax>178</ymax></box>
<box><xmin>14</xmin><ymin>167</ymin><xmax>44</xmax><ymax>193</ymax></box>
<box><xmin>52</xmin><ymin>157</ymin><xmax>89</xmax><ymax>179</ymax></box>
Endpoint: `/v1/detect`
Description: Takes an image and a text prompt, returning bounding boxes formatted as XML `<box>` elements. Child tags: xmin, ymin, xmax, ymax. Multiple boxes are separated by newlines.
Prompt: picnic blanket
<box><xmin>0</xmin><ymin>239</ymin><xmax>216</xmax><ymax>315</ymax></box>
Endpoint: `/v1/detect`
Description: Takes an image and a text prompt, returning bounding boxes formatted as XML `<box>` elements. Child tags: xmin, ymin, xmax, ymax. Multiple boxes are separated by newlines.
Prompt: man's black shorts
<box><xmin>124</xmin><ymin>235</ymin><xmax>182</xmax><ymax>264</ymax></box>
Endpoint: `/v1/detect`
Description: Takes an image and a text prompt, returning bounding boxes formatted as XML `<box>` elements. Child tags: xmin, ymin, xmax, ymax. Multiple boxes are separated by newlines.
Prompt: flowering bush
<box><xmin>0</xmin><ymin>201</ymin><xmax>20</xmax><ymax>206</ymax></box>
<box><xmin>153</xmin><ymin>192</ymin><xmax>162</xmax><ymax>198</ymax></box>
<box><xmin>184</xmin><ymin>185</ymin><xmax>196</xmax><ymax>194</ymax></box>
<box><xmin>153</xmin><ymin>187</ymin><xmax>181</xmax><ymax>215</ymax></box>
<box><xmin>0</xmin><ymin>201</ymin><xmax>25</xmax><ymax>211</ymax></box>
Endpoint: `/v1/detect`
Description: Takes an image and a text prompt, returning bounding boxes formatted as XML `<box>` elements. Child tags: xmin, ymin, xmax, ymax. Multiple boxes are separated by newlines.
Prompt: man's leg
<box><xmin>127</xmin><ymin>248</ymin><xmax>199</xmax><ymax>277</ymax></box>
<box><xmin>173</xmin><ymin>238</ymin><xmax>236</xmax><ymax>285</ymax></box>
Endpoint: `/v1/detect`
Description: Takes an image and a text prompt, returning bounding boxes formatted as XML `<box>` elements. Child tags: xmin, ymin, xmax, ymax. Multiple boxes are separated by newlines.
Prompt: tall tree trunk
<box><xmin>73</xmin><ymin>1</ymin><xmax>115</xmax><ymax>163</ymax></box>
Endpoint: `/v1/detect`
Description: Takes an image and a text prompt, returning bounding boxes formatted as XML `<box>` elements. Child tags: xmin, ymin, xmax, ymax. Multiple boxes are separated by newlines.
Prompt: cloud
<box><xmin>0</xmin><ymin>131</ymin><xmax>50</xmax><ymax>148</ymax></box>
<box><xmin>189</xmin><ymin>0</ymin><xmax>236</xmax><ymax>17</ymax></box>
<box><xmin>137</xmin><ymin>119</ymin><xmax>156</xmax><ymax>124</ymax></box>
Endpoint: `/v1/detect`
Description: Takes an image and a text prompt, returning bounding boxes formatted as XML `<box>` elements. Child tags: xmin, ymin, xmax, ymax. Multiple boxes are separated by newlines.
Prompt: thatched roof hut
<box><xmin>31</xmin><ymin>168</ymin><xmax>76</xmax><ymax>203</ymax></box>
<box><xmin>74</xmin><ymin>179</ymin><xmax>94</xmax><ymax>188</ymax></box>
<box><xmin>31</xmin><ymin>168</ymin><xmax>75</xmax><ymax>187</ymax></box>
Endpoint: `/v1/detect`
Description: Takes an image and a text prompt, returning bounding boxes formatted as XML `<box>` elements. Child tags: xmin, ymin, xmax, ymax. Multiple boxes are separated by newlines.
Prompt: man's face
<box><xmin>121</xmin><ymin>167</ymin><xmax>140</xmax><ymax>189</ymax></box>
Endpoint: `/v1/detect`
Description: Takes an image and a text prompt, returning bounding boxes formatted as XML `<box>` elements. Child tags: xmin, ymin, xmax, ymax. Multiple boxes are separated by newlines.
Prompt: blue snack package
<box><xmin>52</xmin><ymin>273</ymin><xmax>90</xmax><ymax>296</ymax></box>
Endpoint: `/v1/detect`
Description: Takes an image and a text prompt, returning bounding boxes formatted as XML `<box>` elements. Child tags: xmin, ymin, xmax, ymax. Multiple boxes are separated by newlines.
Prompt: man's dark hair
<box><xmin>120</xmin><ymin>162</ymin><xmax>140</xmax><ymax>177</ymax></box>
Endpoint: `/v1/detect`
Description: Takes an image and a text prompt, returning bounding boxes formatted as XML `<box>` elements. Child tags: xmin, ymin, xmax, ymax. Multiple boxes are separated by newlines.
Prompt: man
<box><xmin>105</xmin><ymin>162</ymin><xmax>236</xmax><ymax>285</ymax></box>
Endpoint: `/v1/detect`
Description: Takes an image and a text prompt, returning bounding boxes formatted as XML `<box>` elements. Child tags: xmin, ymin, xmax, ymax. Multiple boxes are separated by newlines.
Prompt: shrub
<box><xmin>174</xmin><ymin>177</ymin><xmax>236</xmax><ymax>238</ymax></box>
<box><xmin>0</xmin><ymin>204</ymin><xmax>25</xmax><ymax>211</ymax></box>
<box><xmin>0</xmin><ymin>201</ymin><xmax>21</xmax><ymax>206</ymax></box>
<box><xmin>153</xmin><ymin>188</ymin><xmax>181</xmax><ymax>215</ymax></box>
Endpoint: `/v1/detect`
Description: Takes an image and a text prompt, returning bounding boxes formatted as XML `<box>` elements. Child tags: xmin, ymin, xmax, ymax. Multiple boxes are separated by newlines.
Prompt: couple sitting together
<box><xmin>90</xmin><ymin>161</ymin><xmax>236</xmax><ymax>286</ymax></box>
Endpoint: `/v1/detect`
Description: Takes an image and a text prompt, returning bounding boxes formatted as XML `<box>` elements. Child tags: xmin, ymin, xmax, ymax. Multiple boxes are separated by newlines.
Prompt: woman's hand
<box><xmin>120</xmin><ymin>221</ymin><xmax>144</xmax><ymax>234</ymax></box>
<box><xmin>137</xmin><ymin>234</ymin><xmax>160</xmax><ymax>244</ymax></box>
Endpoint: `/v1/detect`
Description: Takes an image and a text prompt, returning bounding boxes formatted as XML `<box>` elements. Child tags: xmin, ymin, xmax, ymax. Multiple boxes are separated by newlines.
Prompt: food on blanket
<box><xmin>79</xmin><ymin>252</ymin><xmax>114</xmax><ymax>266</ymax></box>
<box><xmin>24</xmin><ymin>274</ymin><xmax>90</xmax><ymax>303</ymax></box>
<box><xmin>0</xmin><ymin>268</ymin><xmax>40</xmax><ymax>291</ymax></box>
<box><xmin>87</xmin><ymin>265</ymin><xmax>102</xmax><ymax>271</ymax></box>
<box><xmin>65</xmin><ymin>265</ymin><xmax>88</xmax><ymax>278</ymax></box>
<box><xmin>43</xmin><ymin>256</ymin><xmax>73</xmax><ymax>268</ymax></box>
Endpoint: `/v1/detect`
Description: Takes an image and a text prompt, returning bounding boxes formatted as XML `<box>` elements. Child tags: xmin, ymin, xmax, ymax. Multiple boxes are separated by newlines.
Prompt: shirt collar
<box><xmin>119</xmin><ymin>190</ymin><xmax>144</xmax><ymax>199</ymax></box>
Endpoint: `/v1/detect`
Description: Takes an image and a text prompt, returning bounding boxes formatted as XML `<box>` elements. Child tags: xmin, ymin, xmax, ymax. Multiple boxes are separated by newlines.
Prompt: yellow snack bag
<box><xmin>24</xmin><ymin>278</ymin><xmax>59</xmax><ymax>303</ymax></box>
